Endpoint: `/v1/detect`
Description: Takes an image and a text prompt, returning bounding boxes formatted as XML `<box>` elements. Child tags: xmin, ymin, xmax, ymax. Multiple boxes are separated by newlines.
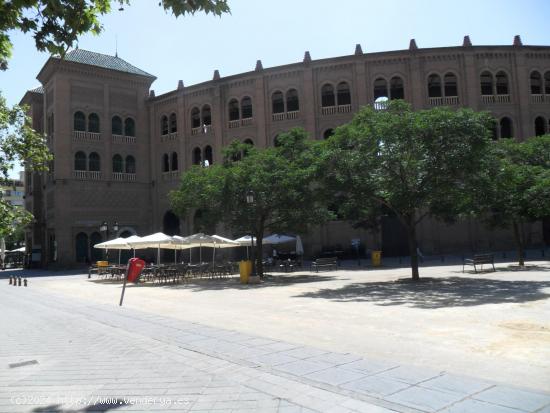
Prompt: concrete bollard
<box><xmin>24</xmin><ymin>279</ymin><xmax>27</xmax><ymax>287</ymax></box>
<box><xmin>13</xmin><ymin>277</ymin><xmax>17</xmax><ymax>286</ymax></box>
<box><xmin>17</xmin><ymin>277</ymin><xmax>21</xmax><ymax>286</ymax></box>
<box><xmin>9</xmin><ymin>276</ymin><xmax>12</xmax><ymax>285</ymax></box>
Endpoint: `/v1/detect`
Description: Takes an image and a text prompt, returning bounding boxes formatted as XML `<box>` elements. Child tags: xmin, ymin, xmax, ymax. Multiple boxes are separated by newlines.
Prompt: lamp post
<box><xmin>246</xmin><ymin>191</ymin><xmax>256</xmax><ymax>277</ymax></box>
<box><xmin>99</xmin><ymin>221</ymin><xmax>119</xmax><ymax>260</ymax></box>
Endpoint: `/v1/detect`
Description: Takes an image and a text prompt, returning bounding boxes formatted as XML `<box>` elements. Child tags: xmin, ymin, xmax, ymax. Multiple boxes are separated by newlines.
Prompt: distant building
<box><xmin>1</xmin><ymin>172</ymin><xmax>25</xmax><ymax>207</ymax></box>
<box><xmin>20</xmin><ymin>37</ymin><xmax>550</xmax><ymax>267</ymax></box>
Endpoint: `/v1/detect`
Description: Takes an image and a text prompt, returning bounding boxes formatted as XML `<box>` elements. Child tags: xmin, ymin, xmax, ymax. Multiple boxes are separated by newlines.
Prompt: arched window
<box><xmin>162</xmin><ymin>154</ymin><xmax>170</xmax><ymax>172</ymax></box>
<box><xmin>74</xmin><ymin>111</ymin><xmax>86</xmax><ymax>131</ymax></box>
<box><xmin>201</xmin><ymin>105</ymin><xmax>211</xmax><ymax>126</ymax></box>
<box><xmin>480</xmin><ymin>71</ymin><xmax>494</xmax><ymax>95</ymax></box>
<box><xmin>373</xmin><ymin>78</ymin><xmax>388</xmax><ymax>100</ymax></box>
<box><xmin>390</xmin><ymin>77</ymin><xmax>404</xmax><ymax>100</ymax></box>
<box><xmin>286</xmin><ymin>89</ymin><xmax>299</xmax><ymax>112</ymax></box>
<box><xmin>124</xmin><ymin>118</ymin><xmax>135</xmax><ymax>137</ymax></box>
<box><xmin>496</xmin><ymin>71</ymin><xmax>509</xmax><ymax>95</ymax></box>
<box><xmin>88</xmin><ymin>113</ymin><xmax>100</xmax><ymax>133</ymax></box>
<box><xmin>75</xmin><ymin>232</ymin><xmax>89</xmax><ymax>263</ymax></box>
<box><xmin>228</xmin><ymin>99</ymin><xmax>240</xmax><ymax>121</ymax></box>
<box><xmin>112</xmin><ymin>154</ymin><xmax>123</xmax><ymax>173</ymax></box>
<box><xmin>90</xmin><ymin>232</ymin><xmax>103</xmax><ymax>262</ymax></box>
<box><xmin>112</xmin><ymin>116</ymin><xmax>122</xmax><ymax>135</ymax></box>
<box><xmin>192</xmin><ymin>147</ymin><xmax>202</xmax><ymax>165</ymax></box>
<box><xmin>272</xmin><ymin>91</ymin><xmax>284</xmax><ymax>113</ymax></box>
<box><xmin>323</xmin><ymin>129</ymin><xmax>334</xmax><ymax>140</ymax></box>
<box><xmin>243</xmin><ymin>138</ymin><xmax>254</xmax><ymax>146</ymax></box>
<box><xmin>428</xmin><ymin>74</ymin><xmax>442</xmax><ymax>98</ymax></box>
<box><xmin>163</xmin><ymin>211</ymin><xmax>181</xmax><ymax>236</ymax></box>
<box><xmin>241</xmin><ymin>97</ymin><xmax>253</xmax><ymax>119</ymax></box>
<box><xmin>125</xmin><ymin>155</ymin><xmax>136</xmax><ymax>174</ymax></box>
<box><xmin>444</xmin><ymin>73</ymin><xmax>458</xmax><ymax>97</ymax></box>
<box><xmin>535</xmin><ymin>117</ymin><xmax>547</xmax><ymax>136</ymax></box>
<box><xmin>74</xmin><ymin>151</ymin><xmax>87</xmax><ymax>171</ymax></box>
<box><xmin>337</xmin><ymin>82</ymin><xmax>351</xmax><ymax>106</ymax></box>
<box><xmin>161</xmin><ymin>115</ymin><xmax>168</xmax><ymax>135</ymax></box>
<box><xmin>204</xmin><ymin>146</ymin><xmax>213</xmax><ymax>166</ymax></box>
<box><xmin>171</xmin><ymin>152</ymin><xmax>178</xmax><ymax>171</ymax></box>
<box><xmin>191</xmin><ymin>107</ymin><xmax>201</xmax><ymax>128</ymax></box>
<box><xmin>88</xmin><ymin>152</ymin><xmax>100</xmax><ymax>171</ymax></box>
<box><xmin>545</xmin><ymin>71</ymin><xmax>550</xmax><ymax>95</ymax></box>
<box><xmin>530</xmin><ymin>71</ymin><xmax>542</xmax><ymax>94</ymax></box>
<box><xmin>321</xmin><ymin>84</ymin><xmax>335</xmax><ymax>107</ymax></box>
<box><xmin>500</xmin><ymin>117</ymin><xmax>513</xmax><ymax>139</ymax></box>
<box><xmin>169</xmin><ymin>113</ymin><xmax>177</xmax><ymax>133</ymax></box>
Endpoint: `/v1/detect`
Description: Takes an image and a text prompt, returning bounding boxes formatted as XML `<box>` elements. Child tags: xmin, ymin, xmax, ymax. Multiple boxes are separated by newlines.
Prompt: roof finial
<box><xmin>255</xmin><ymin>59</ymin><xmax>263</xmax><ymax>71</ymax></box>
<box><xmin>303</xmin><ymin>51</ymin><xmax>311</xmax><ymax>65</ymax></box>
<box><xmin>355</xmin><ymin>44</ymin><xmax>363</xmax><ymax>55</ymax></box>
<box><xmin>213</xmin><ymin>70</ymin><xmax>220</xmax><ymax>80</ymax></box>
<box><xmin>463</xmin><ymin>35</ymin><xmax>472</xmax><ymax>47</ymax></box>
<box><xmin>115</xmin><ymin>34</ymin><xmax>118</xmax><ymax>57</ymax></box>
<box><xmin>149</xmin><ymin>89</ymin><xmax>155</xmax><ymax>98</ymax></box>
<box><xmin>409</xmin><ymin>39</ymin><xmax>418</xmax><ymax>50</ymax></box>
<box><xmin>513</xmin><ymin>35</ymin><xmax>523</xmax><ymax>46</ymax></box>
<box><xmin>177</xmin><ymin>80</ymin><xmax>184</xmax><ymax>90</ymax></box>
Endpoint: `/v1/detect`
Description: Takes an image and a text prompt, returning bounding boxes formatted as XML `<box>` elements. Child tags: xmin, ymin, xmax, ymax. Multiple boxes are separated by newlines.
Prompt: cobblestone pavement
<box><xmin>1</xmin><ymin>283</ymin><xmax>549</xmax><ymax>413</ymax></box>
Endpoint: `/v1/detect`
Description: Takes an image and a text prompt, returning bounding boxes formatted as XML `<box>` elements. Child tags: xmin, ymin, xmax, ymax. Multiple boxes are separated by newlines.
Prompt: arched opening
<box><xmin>228</xmin><ymin>99</ymin><xmax>240</xmax><ymax>121</ymax></box>
<box><xmin>274</xmin><ymin>134</ymin><xmax>282</xmax><ymax>147</ymax></box>
<box><xmin>171</xmin><ymin>152</ymin><xmax>178</xmax><ymax>171</ymax></box>
<box><xmin>496</xmin><ymin>71</ymin><xmax>509</xmax><ymax>95</ymax></box>
<box><xmin>162</xmin><ymin>154</ymin><xmax>170</xmax><ymax>172</ymax></box>
<box><xmin>75</xmin><ymin>232</ymin><xmax>89</xmax><ymax>263</ymax></box>
<box><xmin>74</xmin><ymin>111</ymin><xmax>86</xmax><ymax>131</ymax></box>
<box><xmin>163</xmin><ymin>211</ymin><xmax>181</xmax><ymax>236</ymax></box>
<box><xmin>241</xmin><ymin>96</ymin><xmax>253</xmax><ymax>119</ymax></box>
<box><xmin>88</xmin><ymin>152</ymin><xmax>100</xmax><ymax>171</ymax></box>
<box><xmin>201</xmin><ymin>105</ymin><xmax>212</xmax><ymax>125</ymax></box>
<box><xmin>169</xmin><ymin>113</ymin><xmax>177</xmax><ymax>133</ymax></box>
<box><xmin>243</xmin><ymin>139</ymin><xmax>254</xmax><ymax>146</ymax></box>
<box><xmin>390</xmin><ymin>76</ymin><xmax>404</xmax><ymax>100</ymax></box>
<box><xmin>161</xmin><ymin>115</ymin><xmax>168</xmax><ymax>135</ymax></box>
<box><xmin>337</xmin><ymin>82</ymin><xmax>351</xmax><ymax>106</ymax></box>
<box><xmin>90</xmin><ymin>232</ymin><xmax>103</xmax><ymax>262</ymax></box>
<box><xmin>124</xmin><ymin>118</ymin><xmax>135</xmax><ymax>137</ymax></box>
<box><xmin>535</xmin><ymin>116</ymin><xmax>547</xmax><ymax>136</ymax></box>
<box><xmin>480</xmin><ymin>71</ymin><xmax>494</xmax><ymax>95</ymax></box>
<box><xmin>286</xmin><ymin>89</ymin><xmax>300</xmax><ymax>111</ymax></box>
<box><xmin>88</xmin><ymin>113</ymin><xmax>100</xmax><ymax>133</ymax></box>
<box><xmin>204</xmin><ymin>146</ymin><xmax>213</xmax><ymax>166</ymax></box>
<box><xmin>428</xmin><ymin>74</ymin><xmax>442</xmax><ymax>98</ymax></box>
<box><xmin>323</xmin><ymin>129</ymin><xmax>334</xmax><ymax>140</ymax></box>
<box><xmin>112</xmin><ymin>116</ymin><xmax>122</xmax><ymax>135</ymax></box>
<box><xmin>192</xmin><ymin>147</ymin><xmax>202</xmax><ymax>165</ymax></box>
<box><xmin>500</xmin><ymin>117</ymin><xmax>513</xmax><ymax>139</ymax></box>
<box><xmin>444</xmin><ymin>73</ymin><xmax>458</xmax><ymax>97</ymax></box>
<box><xmin>125</xmin><ymin>155</ymin><xmax>136</xmax><ymax>174</ymax></box>
<box><xmin>112</xmin><ymin>154</ymin><xmax>123</xmax><ymax>173</ymax></box>
<box><xmin>191</xmin><ymin>107</ymin><xmax>201</xmax><ymax>128</ymax></box>
<box><xmin>272</xmin><ymin>91</ymin><xmax>284</xmax><ymax>113</ymax></box>
<box><xmin>373</xmin><ymin>78</ymin><xmax>388</xmax><ymax>100</ymax></box>
<box><xmin>530</xmin><ymin>71</ymin><xmax>542</xmax><ymax>94</ymax></box>
<box><xmin>321</xmin><ymin>84</ymin><xmax>335</xmax><ymax>107</ymax></box>
<box><xmin>74</xmin><ymin>152</ymin><xmax>87</xmax><ymax>171</ymax></box>
<box><xmin>545</xmin><ymin>71</ymin><xmax>550</xmax><ymax>95</ymax></box>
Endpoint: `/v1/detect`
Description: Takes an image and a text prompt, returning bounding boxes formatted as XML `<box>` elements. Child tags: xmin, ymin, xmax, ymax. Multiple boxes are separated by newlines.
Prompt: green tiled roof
<box><xmin>58</xmin><ymin>49</ymin><xmax>155</xmax><ymax>78</ymax></box>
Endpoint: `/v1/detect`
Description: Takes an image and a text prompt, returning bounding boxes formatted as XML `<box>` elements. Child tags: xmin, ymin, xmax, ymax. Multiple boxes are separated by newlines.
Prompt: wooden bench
<box><xmin>463</xmin><ymin>254</ymin><xmax>495</xmax><ymax>273</ymax></box>
<box><xmin>311</xmin><ymin>257</ymin><xmax>338</xmax><ymax>272</ymax></box>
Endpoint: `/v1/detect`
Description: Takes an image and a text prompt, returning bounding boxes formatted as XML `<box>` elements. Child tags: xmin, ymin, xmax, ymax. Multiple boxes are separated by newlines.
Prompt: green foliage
<box><xmin>321</xmin><ymin>100</ymin><xmax>494</xmax><ymax>279</ymax></box>
<box><xmin>0</xmin><ymin>0</ymin><xmax>230</xmax><ymax>70</ymax></box>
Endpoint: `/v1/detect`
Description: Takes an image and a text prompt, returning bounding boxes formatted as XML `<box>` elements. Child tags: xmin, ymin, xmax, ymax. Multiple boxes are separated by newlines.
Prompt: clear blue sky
<box><xmin>2</xmin><ymin>0</ymin><xmax>549</xmax><ymax>177</ymax></box>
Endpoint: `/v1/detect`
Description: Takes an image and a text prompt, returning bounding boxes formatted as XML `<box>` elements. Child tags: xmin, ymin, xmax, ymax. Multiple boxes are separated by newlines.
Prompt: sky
<box><xmin>2</xmin><ymin>0</ymin><xmax>550</xmax><ymax>177</ymax></box>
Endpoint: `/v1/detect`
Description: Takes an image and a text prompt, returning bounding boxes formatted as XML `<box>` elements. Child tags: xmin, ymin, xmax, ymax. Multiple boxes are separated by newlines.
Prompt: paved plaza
<box><xmin>1</xmin><ymin>261</ymin><xmax>550</xmax><ymax>412</ymax></box>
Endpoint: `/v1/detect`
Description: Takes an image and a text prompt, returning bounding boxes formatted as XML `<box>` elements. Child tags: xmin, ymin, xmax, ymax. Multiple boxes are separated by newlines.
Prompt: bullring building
<box><xmin>20</xmin><ymin>35</ymin><xmax>550</xmax><ymax>268</ymax></box>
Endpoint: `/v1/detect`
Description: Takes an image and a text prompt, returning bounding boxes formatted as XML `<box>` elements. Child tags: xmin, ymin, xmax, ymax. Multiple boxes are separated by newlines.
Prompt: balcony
<box><xmin>241</xmin><ymin>117</ymin><xmax>254</xmax><ymax>126</ymax></box>
<box><xmin>160</xmin><ymin>132</ymin><xmax>178</xmax><ymax>142</ymax></box>
<box><xmin>530</xmin><ymin>94</ymin><xmax>545</xmax><ymax>104</ymax></box>
<box><xmin>73</xmin><ymin>130</ymin><xmax>101</xmax><ymax>143</ymax></box>
<box><xmin>338</xmin><ymin>104</ymin><xmax>352</xmax><ymax>113</ymax></box>
<box><xmin>112</xmin><ymin>134</ymin><xmax>136</xmax><ymax>144</ymax></box>
<box><xmin>428</xmin><ymin>96</ymin><xmax>460</xmax><ymax>106</ymax></box>
<box><xmin>191</xmin><ymin>124</ymin><xmax>212</xmax><ymax>135</ymax></box>
<box><xmin>162</xmin><ymin>171</ymin><xmax>180</xmax><ymax>181</ymax></box>
<box><xmin>73</xmin><ymin>170</ymin><xmax>102</xmax><ymax>180</ymax></box>
<box><xmin>481</xmin><ymin>94</ymin><xmax>511</xmax><ymax>104</ymax></box>
<box><xmin>272</xmin><ymin>112</ymin><xmax>286</xmax><ymax>121</ymax></box>
<box><xmin>286</xmin><ymin>110</ymin><xmax>299</xmax><ymax>119</ymax></box>
<box><xmin>112</xmin><ymin>172</ymin><xmax>136</xmax><ymax>182</ymax></box>
<box><xmin>228</xmin><ymin>120</ymin><xmax>240</xmax><ymax>129</ymax></box>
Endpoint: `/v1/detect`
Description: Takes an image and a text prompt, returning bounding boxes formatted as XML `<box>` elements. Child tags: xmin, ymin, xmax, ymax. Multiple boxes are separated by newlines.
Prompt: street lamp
<box><xmin>246</xmin><ymin>191</ymin><xmax>256</xmax><ymax>277</ymax></box>
<box><xmin>99</xmin><ymin>221</ymin><xmax>119</xmax><ymax>261</ymax></box>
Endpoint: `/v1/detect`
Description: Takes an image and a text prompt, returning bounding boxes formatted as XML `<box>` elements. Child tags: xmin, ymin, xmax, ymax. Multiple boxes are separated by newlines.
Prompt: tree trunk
<box><xmin>512</xmin><ymin>220</ymin><xmax>525</xmax><ymax>266</ymax></box>
<box><xmin>255</xmin><ymin>223</ymin><xmax>265</xmax><ymax>277</ymax></box>
<box><xmin>407</xmin><ymin>223</ymin><xmax>420</xmax><ymax>281</ymax></box>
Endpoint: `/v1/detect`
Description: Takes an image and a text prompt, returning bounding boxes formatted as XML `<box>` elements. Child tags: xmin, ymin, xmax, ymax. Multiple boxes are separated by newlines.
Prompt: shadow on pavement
<box><xmin>295</xmin><ymin>276</ymin><xmax>550</xmax><ymax>308</ymax></box>
<box><xmin>32</xmin><ymin>399</ymin><xmax>127</xmax><ymax>412</ymax></box>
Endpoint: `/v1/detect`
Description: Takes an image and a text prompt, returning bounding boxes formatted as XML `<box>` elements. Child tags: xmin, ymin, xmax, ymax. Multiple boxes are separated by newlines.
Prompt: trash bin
<box><xmin>239</xmin><ymin>260</ymin><xmax>252</xmax><ymax>284</ymax></box>
<box><xmin>127</xmin><ymin>258</ymin><xmax>145</xmax><ymax>283</ymax></box>
<box><xmin>371</xmin><ymin>251</ymin><xmax>382</xmax><ymax>267</ymax></box>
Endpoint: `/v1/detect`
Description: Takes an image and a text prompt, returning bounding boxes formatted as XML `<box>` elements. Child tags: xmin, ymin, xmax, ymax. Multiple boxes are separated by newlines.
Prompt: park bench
<box><xmin>463</xmin><ymin>254</ymin><xmax>495</xmax><ymax>273</ymax></box>
<box><xmin>311</xmin><ymin>257</ymin><xmax>338</xmax><ymax>272</ymax></box>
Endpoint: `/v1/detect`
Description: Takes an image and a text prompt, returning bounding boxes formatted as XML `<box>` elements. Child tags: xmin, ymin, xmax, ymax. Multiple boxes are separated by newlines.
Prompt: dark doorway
<box><xmin>75</xmin><ymin>233</ymin><xmax>89</xmax><ymax>263</ymax></box>
<box><xmin>381</xmin><ymin>214</ymin><xmax>409</xmax><ymax>256</ymax></box>
<box><xmin>90</xmin><ymin>232</ymin><xmax>103</xmax><ymax>262</ymax></box>
<box><xmin>163</xmin><ymin>211</ymin><xmax>181</xmax><ymax>236</ymax></box>
<box><xmin>543</xmin><ymin>217</ymin><xmax>550</xmax><ymax>247</ymax></box>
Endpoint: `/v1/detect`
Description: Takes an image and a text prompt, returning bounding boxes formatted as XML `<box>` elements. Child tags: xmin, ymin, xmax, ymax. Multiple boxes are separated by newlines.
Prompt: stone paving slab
<box><xmin>1</xmin><ymin>284</ymin><xmax>549</xmax><ymax>413</ymax></box>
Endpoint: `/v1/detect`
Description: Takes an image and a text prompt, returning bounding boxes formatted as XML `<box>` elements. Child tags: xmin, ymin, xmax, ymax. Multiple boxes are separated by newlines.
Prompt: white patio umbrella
<box><xmin>234</xmin><ymin>235</ymin><xmax>257</xmax><ymax>259</ymax></box>
<box><xmin>263</xmin><ymin>234</ymin><xmax>296</xmax><ymax>244</ymax></box>
<box><xmin>94</xmin><ymin>236</ymin><xmax>142</xmax><ymax>264</ymax></box>
<box><xmin>126</xmin><ymin>232</ymin><xmax>174</xmax><ymax>265</ymax></box>
<box><xmin>9</xmin><ymin>246</ymin><xmax>26</xmax><ymax>253</ymax></box>
<box><xmin>211</xmin><ymin>235</ymin><xmax>240</xmax><ymax>266</ymax></box>
<box><xmin>158</xmin><ymin>235</ymin><xmax>190</xmax><ymax>263</ymax></box>
<box><xmin>183</xmin><ymin>233</ymin><xmax>216</xmax><ymax>264</ymax></box>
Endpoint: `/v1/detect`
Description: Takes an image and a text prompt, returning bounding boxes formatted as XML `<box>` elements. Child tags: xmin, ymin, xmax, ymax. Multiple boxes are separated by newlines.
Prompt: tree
<box><xmin>477</xmin><ymin>135</ymin><xmax>550</xmax><ymax>266</ymax></box>
<box><xmin>322</xmin><ymin>100</ymin><xmax>494</xmax><ymax>281</ymax></box>
<box><xmin>170</xmin><ymin>129</ymin><xmax>331</xmax><ymax>276</ymax></box>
